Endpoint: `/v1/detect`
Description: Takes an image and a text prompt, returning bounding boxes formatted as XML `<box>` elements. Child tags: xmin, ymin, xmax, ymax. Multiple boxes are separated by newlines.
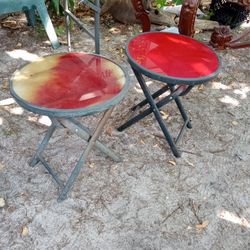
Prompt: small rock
<box><xmin>16</xmin><ymin>42</ymin><xmax>22</xmax><ymax>48</ymax></box>
<box><xmin>21</xmin><ymin>226</ymin><xmax>29</xmax><ymax>237</ymax></box>
<box><xmin>0</xmin><ymin>197</ymin><xmax>6</xmax><ymax>208</ymax></box>
<box><xmin>232</xmin><ymin>121</ymin><xmax>238</xmax><ymax>126</ymax></box>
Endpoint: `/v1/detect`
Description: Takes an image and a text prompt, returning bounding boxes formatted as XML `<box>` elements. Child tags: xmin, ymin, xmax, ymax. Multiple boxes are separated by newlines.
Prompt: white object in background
<box><xmin>161</xmin><ymin>27</ymin><xmax>179</xmax><ymax>33</ymax></box>
<box><xmin>162</xmin><ymin>5</ymin><xmax>205</xmax><ymax>17</ymax></box>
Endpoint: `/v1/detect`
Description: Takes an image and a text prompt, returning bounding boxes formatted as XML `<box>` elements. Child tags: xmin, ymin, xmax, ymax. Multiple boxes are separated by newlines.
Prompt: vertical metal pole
<box><xmin>64</xmin><ymin>0</ymin><xmax>71</xmax><ymax>51</ymax></box>
<box><xmin>94</xmin><ymin>0</ymin><xmax>100</xmax><ymax>54</ymax></box>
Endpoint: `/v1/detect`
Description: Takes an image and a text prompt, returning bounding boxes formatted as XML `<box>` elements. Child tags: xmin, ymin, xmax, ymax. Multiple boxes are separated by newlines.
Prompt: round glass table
<box><xmin>118</xmin><ymin>32</ymin><xmax>220</xmax><ymax>157</ymax></box>
<box><xmin>10</xmin><ymin>52</ymin><xmax>129</xmax><ymax>200</ymax></box>
<box><xmin>10</xmin><ymin>52</ymin><xmax>129</xmax><ymax>116</ymax></box>
<box><xmin>126</xmin><ymin>32</ymin><xmax>220</xmax><ymax>84</ymax></box>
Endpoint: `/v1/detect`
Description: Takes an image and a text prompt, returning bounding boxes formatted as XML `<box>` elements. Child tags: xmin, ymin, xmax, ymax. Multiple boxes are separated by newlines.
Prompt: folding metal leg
<box><xmin>29</xmin><ymin>107</ymin><xmax>120</xmax><ymax>200</ymax></box>
<box><xmin>118</xmin><ymin>68</ymin><xmax>193</xmax><ymax>157</ymax></box>
<box><xmin>174</xmin><ymin>96</ymin><xmax>192</xmax><ymax>129</ymax></box>
<box><xmin>117</xmin><ymin>85</ymin><xmax>176</xmax><ymax>131</ymax></box>
<box><xmin>59</xmin><ymin>117</ymin><xmax>121</xmax><ymax>162</ymax></box>
<box><xmin>131</xmin><ymin>85</ymin><xmax>170</xmax><ymax>111</ymax></box>
<box><xmin>58</xmin><ymin>108</ymin><xmax>114</xmax><ymax>201</ymax></box>
<box><xmin>29</xmin><ymin>122</ymin><xmax>57</xmax><ymax>167</ymax></box>
<box><xmin>133</xmin><ymin>70</ymin><xmax>181</xmax><ymax>157</ymax></box>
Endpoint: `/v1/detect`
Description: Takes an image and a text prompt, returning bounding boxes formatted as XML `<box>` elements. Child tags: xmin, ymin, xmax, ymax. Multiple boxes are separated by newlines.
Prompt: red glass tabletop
<box><xmin>127</xmin><ymin>32</ymin><xmax>220</xmax><ymax>82</ymax></box>
<box><xmin>11</xmin><ymin>53</ymin><xmax>128</xmax><ymax>114</ymax></box>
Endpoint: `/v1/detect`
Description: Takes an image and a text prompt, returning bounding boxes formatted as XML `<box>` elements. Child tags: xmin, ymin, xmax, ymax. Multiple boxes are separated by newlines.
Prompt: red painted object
<box><xmin>127</xmin><ymin>32</ymin><xmax>220</xmax><ymax>79</ymax></box>
<box><xmin>12</xmin><ymin>53</ymin><xmax>126</xmax><ymax>109</ymax></box>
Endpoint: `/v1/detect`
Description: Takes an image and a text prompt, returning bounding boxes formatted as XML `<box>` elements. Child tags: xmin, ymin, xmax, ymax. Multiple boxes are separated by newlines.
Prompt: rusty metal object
<box><xmin>210</xmin><ymin>26</ymin><xmax>233</xmax><ymax>49</ymax></box>
<box><xmin>130</xmin><ymin>0</ymin><xmax>207</xmax><ymax>36</ymax></box>
<box><xmin>210</xmin><ymin>26</ymin><xmax>250</xmax><ymax>49</ymax></box>
<box><xmin>178</xmin><ymin>0</ymin><xmax>201</xmax><ymax>37</ymax></box>
<box><xmin>131</xmin><ymin>0</ymin><xmax>151</xmax><ymax>32</ymax></box>
<box><xmin>131</xmin><ymin>0</ymin><xmax>201</xmax><ymax>35</ymax></box>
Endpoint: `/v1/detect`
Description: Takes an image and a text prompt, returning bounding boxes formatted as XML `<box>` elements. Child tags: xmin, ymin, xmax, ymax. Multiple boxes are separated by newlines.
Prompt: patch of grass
<box><xmin>55</xmin><ymin>25</ymin><xmax>66</xmax><ymax>36</ymax></box>
<box><xmin>2</xmin><ymin>128</ymin><xmax>19</xmax><ymax>136</ymax></box>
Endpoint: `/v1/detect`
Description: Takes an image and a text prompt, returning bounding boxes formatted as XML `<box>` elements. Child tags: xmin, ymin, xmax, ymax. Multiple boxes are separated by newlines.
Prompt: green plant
<box><xmin>156</xmin><ymin>0</ymin><xmax>168</xmax><ymax>9</ymax></box>
<box><xmin>173</xmin><ymin>0</ymin><xmax>183</xmax><ymax>5</ymax></box>
<box><xmin>55</xmin><ymin>25</ymin><xmax>66</xmax><ymax>35</ymax></box>
<box><xmin>46</xmin><ymin>0</ymin><xmax>76</xmax><ymax>16</ymax></box>
<box><xmin>155</xmin><ymin>0</ymin><xmax>183</xmax><ymax>8</ymax></box>
<box><xmin>205</xmin><ymin>10</ymin><xmax>214</xmax><ymax>20</ymax></box>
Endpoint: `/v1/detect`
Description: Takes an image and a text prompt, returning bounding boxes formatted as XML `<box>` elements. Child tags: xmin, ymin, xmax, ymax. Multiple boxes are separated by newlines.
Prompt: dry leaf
<box><xmin>232</xmin><ymin>121</ymin><xmax>238</xmax><ymax>126</ymax></box>
<box><xmin>106</xmin><ymin>126</ymin><xmax>113</xmax><ymax>136</ymax></box>
<box><xmin>198</xmin><ymin>85</ymin><xmax>205</xmax><ymax>91</ymax></box>
<box><xmin>196</xmin><ymin>220</ymin><xmax>209</xmax><ymax>230</ymax></box>
<box><xmin>112</xmin><ymin>165</ymin><xmax>118</xmax><ymax>170</ymax></box>
<box><xmin>76</xmin><ymin>11</ymin><xmax>86</xmax><ymax>17</ymax></box>
<box><xmin>88</xmin><ymin>163</ymin><xmax>95</xmax><ymax>168</ymax></box>
<box><xmin>2</xmin><ymin>20</ymin><xmax>21</xmax><ymax>29</ymax></box>
<box><xmin>1</xmin><ymin>79</ymin><xmax>9</xmax><ymax>90</ymax></box>
<box><xmin>22</xmin><ymin>226</ymin><xmax>29</xmax><ymax>237</ymax></box>
<box><xmin>140</xmin><ymin>140</ymin><xmax>145</xmax><ymax>144</ymax></box>
<box><xmin>109</xmin><ymin>27</ymin><xmax>121</xmax><ymax>34</ymax></box>
<box><xmin>184</xmin><ymin>158</ymin><xmax>195</xmax><ymax>167</ymax></box>
<box><xmin>168</xmin><ymin>160</ymin><xmax>176</xmax><ymax>166</ymax></box>
<box><xmin>0</xmin><ymin>197</ymin><xmax>5</xmax><ymax>208</ymax></box>
<box><xmin>0</xmin><ymin>162</ymin><xmax>5</xmax><ymax>172</ymax></box>
<box><xmin>160</xmin><ymin>110</ymin><xmax>169</xmax><ymax>119</ymax></box>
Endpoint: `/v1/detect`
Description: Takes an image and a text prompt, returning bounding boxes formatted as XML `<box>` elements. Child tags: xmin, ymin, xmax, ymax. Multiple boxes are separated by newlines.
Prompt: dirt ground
<box><xmin>0</xmin><ymin>12</ymin><xmax>249</xmax><ymax>250</ymax></box>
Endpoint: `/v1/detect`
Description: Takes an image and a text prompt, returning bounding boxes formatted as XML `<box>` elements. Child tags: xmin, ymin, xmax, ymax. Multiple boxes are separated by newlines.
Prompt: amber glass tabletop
<box><xmin>10</xmin><ymin>53</ymin><xmax>129</xmax><ymax>117</ymax></box>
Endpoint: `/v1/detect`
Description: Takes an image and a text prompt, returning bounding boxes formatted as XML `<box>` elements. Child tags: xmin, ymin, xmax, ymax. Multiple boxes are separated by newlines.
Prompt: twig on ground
<box><xmin>162</xmin><ymin>203</ymin><xmax>184</xmax><ymax>224</ymax></box>
<box><xmin>188</xmin><ymin>198</ymin><xmax>203</xmax><ymax>225</ymax></box>
<box><xmin>209</xmin><ymin>148</ymin><xmax>227</xmax><ymax>154</ymax></box>
<box><xmin>180</xmin><ymin>149</ymin><xmax>202</xmax><ymax>157</ymax></box>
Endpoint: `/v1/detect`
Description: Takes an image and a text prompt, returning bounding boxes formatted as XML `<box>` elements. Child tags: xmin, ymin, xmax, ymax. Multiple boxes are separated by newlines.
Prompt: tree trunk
<box><xmin>101</xmin><ymin>0</ymin><xmax>150</xmax><ymax>24</ymax></box>
<box><xmin>101</xmin><ymin>0</ymin><xmax>175</xmax><ymax>26</ymax></box>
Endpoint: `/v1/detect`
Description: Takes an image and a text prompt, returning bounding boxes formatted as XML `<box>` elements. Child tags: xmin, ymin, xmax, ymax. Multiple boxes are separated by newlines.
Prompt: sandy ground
<box><xmin>0</xmin><ymin>13</ymin><xmax>250</xmax><ymax>250</ymax></box>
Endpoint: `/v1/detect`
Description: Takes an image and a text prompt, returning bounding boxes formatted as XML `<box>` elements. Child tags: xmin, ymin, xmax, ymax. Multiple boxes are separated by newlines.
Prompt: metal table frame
<box><xmin>118</xmin><ymin>32</ymin><xmax>220</xmax><ymax>157</ymax></box>
<box><xmin>10</xmin><ymin>54</ymin><xmax>129</xmax><ymax>201</ymax></box>
<box><xmin>64</xmin><ymin>0</ymin><xmax>100</xmax><ymax>53</ymax></box>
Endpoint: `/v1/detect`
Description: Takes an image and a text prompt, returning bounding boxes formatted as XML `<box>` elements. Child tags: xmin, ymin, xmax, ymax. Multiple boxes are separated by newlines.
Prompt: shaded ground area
<box><xmin>0</xmin><ymin>12</ymin><xmax>250</xmax><ymax>249</ymax></box>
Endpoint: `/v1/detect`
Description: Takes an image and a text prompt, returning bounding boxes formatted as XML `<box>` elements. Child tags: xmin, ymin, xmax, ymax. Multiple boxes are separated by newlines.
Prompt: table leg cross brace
<box><xmin>118</xmin><ymin>69</ymin><xmax>193</xmax><ymax>157</ymax></box>
<box><xmin>29</xmin><ymin>108</ymin><xmax>121</xmax><ymax>201</ymax></box>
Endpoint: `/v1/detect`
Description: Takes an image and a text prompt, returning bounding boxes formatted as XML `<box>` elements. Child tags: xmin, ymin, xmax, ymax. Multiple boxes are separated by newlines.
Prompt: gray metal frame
<box><xmin>64</xmin><ymin>0</ymin><xmax>100</xmax><ymax>53</ymax></box>
<box><xmin>118</xmin><ymin>32</ymin><xmax>221</xmax><ymax>157</ymax></box>
<box><xmin>9</xmin><ymin>54</ymin><xmax>130</xmax><ymax>201</ymax></box>
<box><xmin>29</xmin><ymin>111</ymin><xmax>121</xmax><ymax>201</ymax></box>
